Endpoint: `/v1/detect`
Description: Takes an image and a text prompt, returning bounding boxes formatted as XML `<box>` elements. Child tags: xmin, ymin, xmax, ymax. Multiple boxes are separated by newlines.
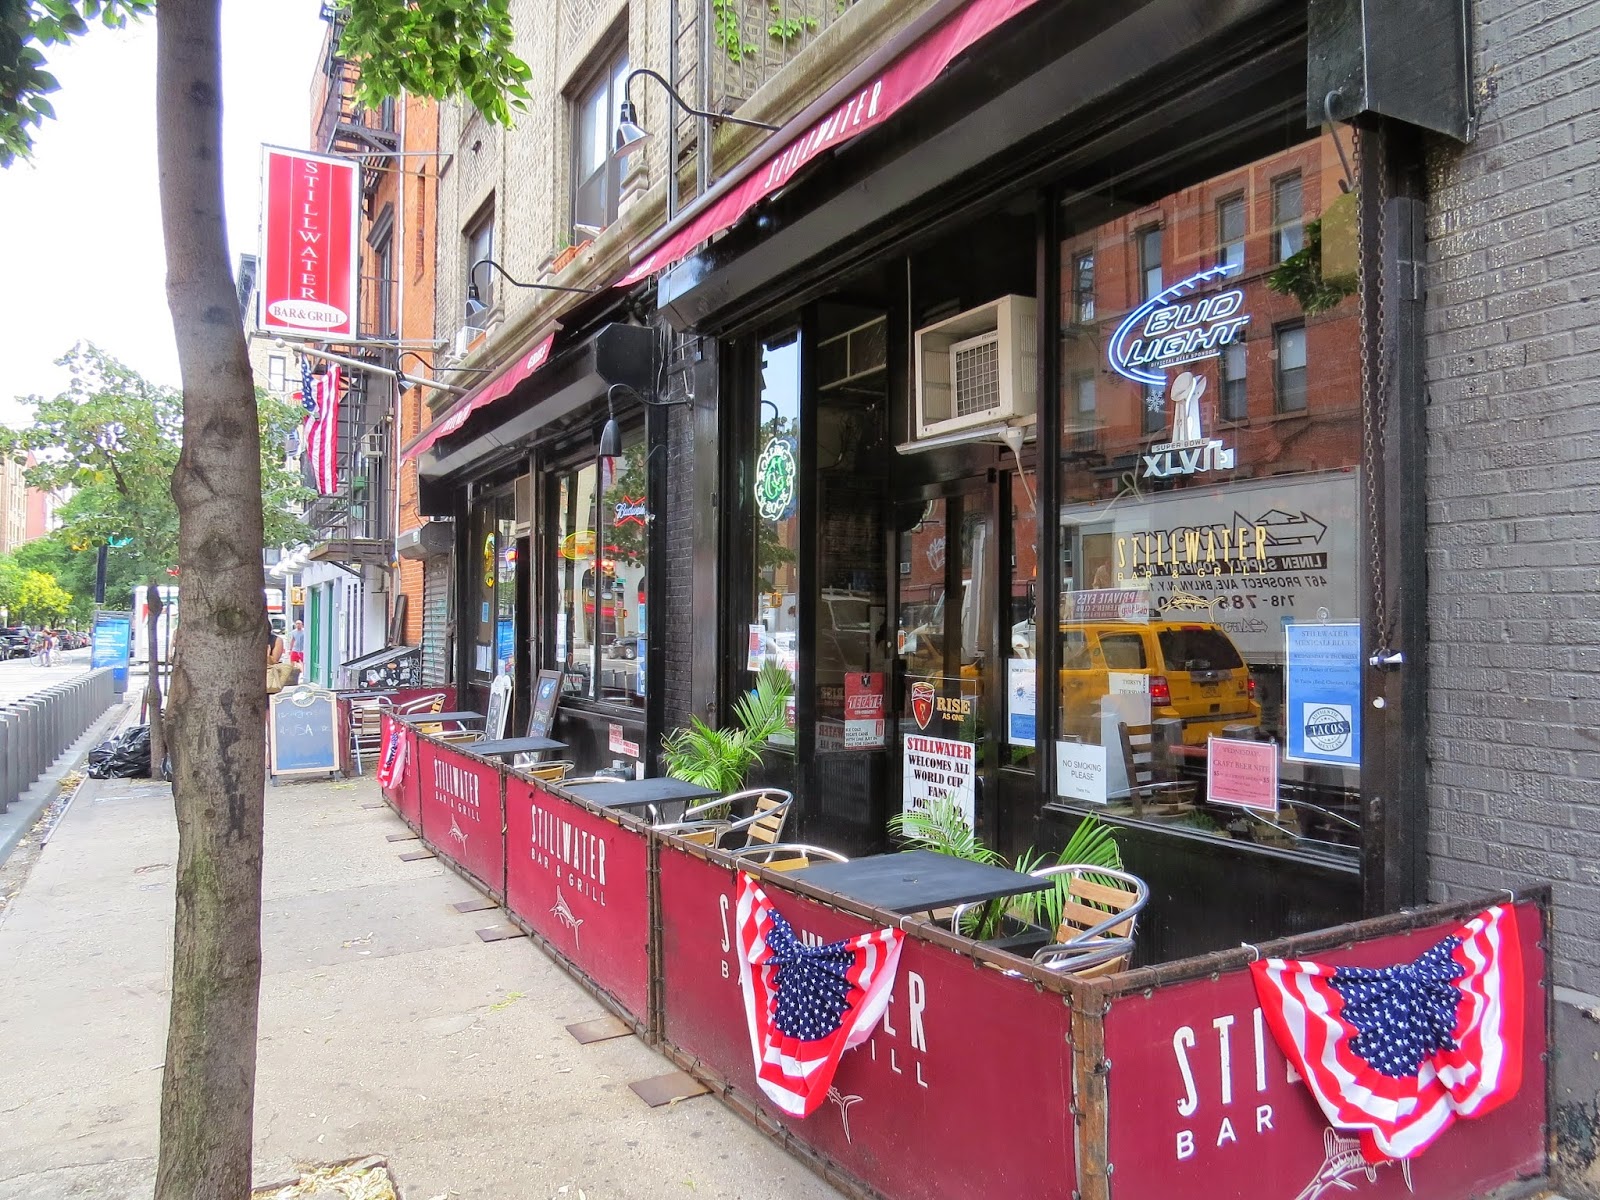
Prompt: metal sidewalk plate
<box><xmin>452</xmin><ymin>897</ymin><xmax>498</xmax><ymax>913</ymax></box>
<box><xmin>566</xmin><ymin>1015</ymin><xmax>633</xmax><ymax>1044</ymax></box>
<box><xmin>398</xmin><ymin>848</ymin><xmax>436</xmax><ymax>862</ymax></box>
<box><xmin>474</xmin><ymin>923</ymin><xmax>526</xmax><ymax>943</ymax></box>
<box><xmin>385</xmin><ymin>831</ymin><xmax>419</xmax><ymax>842</ymax></box>
<box><xmin>629</xmin><ymin>1069</ymin><xmax>710</xmax><ymax>1108</ymax></box>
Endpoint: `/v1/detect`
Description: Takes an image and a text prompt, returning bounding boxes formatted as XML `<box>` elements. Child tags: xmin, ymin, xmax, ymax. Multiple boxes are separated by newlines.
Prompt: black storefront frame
<box><xmin>669</xmin><ymin>7</ymin><xmax>1431</xmax><ymax>938</ymax></box>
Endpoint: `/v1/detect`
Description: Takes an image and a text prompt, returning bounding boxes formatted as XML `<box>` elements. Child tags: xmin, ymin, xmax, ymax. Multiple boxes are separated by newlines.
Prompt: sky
<box><xmin>0</xmin><ymin>4</ymin><xmax>328</xmax><ymax>427</ymax></box>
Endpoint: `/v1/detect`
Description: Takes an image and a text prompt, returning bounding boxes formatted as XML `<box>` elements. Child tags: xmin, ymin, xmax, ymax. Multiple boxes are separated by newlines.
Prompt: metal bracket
<box><xmin>1368</xmin><ymin>650</ymin><xmax>1405</xmax><ymax>669</ymax></box>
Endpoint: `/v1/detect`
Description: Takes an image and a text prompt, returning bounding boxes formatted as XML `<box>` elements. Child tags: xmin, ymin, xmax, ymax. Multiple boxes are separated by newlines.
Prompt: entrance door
<box><xmin>895</xmin><ymin>489</ymin><xmax>995</xmax><ymax>839</ymax></box>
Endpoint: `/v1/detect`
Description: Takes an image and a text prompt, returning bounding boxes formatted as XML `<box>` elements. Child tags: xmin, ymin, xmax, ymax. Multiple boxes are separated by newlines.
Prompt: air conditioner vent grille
<box><xmin>952</xmin><ymin>335</ymin><xmax>1001</xmax><ymax>418</ymax></box>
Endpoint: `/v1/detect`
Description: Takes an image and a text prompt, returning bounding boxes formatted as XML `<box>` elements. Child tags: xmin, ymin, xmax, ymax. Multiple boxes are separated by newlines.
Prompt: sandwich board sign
<box><xmin>268</xmin><ymin>685</ymin><xmax>341</xmax><ymax>780</ymax></box>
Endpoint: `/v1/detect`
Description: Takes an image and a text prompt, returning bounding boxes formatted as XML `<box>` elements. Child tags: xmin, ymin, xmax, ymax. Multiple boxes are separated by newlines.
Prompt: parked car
<box><xmin>1052</xmin><ymin>619</ymin><xmax>1261</xmax><ymax>745</ymax></box>
<box><xmin>1</xmin><ymin>628</ymin><xmax>33</xmax><ymax>659</ymax></box>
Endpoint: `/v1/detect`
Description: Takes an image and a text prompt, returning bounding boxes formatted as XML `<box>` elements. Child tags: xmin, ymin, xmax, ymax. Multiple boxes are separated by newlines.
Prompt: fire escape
<box><xmin>302</xmin><ymin>6</ymin><xmax>397</xmax><ymax>572</ymax></box>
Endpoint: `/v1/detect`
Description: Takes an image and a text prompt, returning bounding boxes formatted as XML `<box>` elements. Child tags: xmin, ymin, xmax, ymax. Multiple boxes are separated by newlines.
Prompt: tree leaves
<box><xmin>331</xmin><ymin>0</ymin><xmax>532</xmax><ymax>128</ymax></box>
<box><xmin>0</xmin><ymin>0</ymin><xmax>154</xmax><ymax>166</ymax></box>
<box><xmin>4</xmin><ymin>343</ymin><xmax>310</xmax><ymax>587</ymax></box>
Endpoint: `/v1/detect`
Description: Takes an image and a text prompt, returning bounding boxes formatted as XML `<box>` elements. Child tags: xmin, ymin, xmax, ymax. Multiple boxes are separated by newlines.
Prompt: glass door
<box><xmin>895</xmin><ymin>489</ymin><xmax>995</xmax><ymax>839</ymax></box>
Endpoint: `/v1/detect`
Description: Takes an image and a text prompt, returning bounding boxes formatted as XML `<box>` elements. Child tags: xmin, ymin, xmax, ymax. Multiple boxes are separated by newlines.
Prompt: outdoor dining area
<box><xmin>372</xmin><ymin>711</ymin><xmax>1551</xmax><ymax>1200</ymax></box>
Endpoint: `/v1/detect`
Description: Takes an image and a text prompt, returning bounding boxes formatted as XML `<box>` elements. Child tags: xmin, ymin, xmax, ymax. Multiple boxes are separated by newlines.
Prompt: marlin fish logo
<box><xmin>448</xmin><ymin>813</ymin><xmax>469</xmax><ymax>850</ymax></box>
<box><xmin>826</xmin><ymin>1087</ymin><xmax>863</xmax><ymax>1143</ymax></box>
<box><xmin>551</xmin><ymin>887</ymin><xmax>583</xmax><ymax>946</ymax></box>
<box><xmin>1294</xmin><ymin>1128</ymin><xmax>1414</xmax><ymax>1200</ymax></box>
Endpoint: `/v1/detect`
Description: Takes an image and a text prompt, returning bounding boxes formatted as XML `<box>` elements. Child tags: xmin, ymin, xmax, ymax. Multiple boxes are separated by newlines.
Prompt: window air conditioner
<box><xmin>913</xmin><ymin>295</ymin><xmax>1037</xmax><ymax>440</ymax></box>
<box><xmin>452</xmin><ymin>325</ymin><xmax>484</xmax><ymax>359</ymax></box>
<box><xmin>358</xmin><ymin>433</ymin><xmax>385</xmax><ymax>460</ymax></box>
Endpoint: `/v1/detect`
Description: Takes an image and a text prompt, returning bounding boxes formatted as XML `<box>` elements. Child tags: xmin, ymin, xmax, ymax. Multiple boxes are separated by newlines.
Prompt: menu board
<box><xmin>528</xmin><ymin>669</ymin><xmax>563</xmax><ymax>739</ymax></box>
<box><xmin>268</xmin><ymin>685</ymin><xmax>341</xmax><ymax>778</ymax></box>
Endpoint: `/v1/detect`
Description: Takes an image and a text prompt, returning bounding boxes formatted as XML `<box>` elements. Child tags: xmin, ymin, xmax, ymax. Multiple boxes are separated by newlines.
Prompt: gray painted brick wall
<box><xmin>1425</xmin><ymin>0</ymin><xmax>1600</xmax><ymax>990</ymax></box>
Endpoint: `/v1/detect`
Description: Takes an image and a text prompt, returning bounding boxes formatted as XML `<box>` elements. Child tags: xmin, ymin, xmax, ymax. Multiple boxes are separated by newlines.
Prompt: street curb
<box><xmin>0</xmin><ymin>701</ymin><xmax>131</xmax><ymax>868</ymax></box>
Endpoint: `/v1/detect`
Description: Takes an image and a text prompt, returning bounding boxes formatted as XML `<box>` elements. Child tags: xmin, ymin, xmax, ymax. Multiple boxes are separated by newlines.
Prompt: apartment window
<box><xmin>1272</xmin><ymin>173</ymin><xmax>1304</xmax><ymax>262</ymax></box>
<box><xmin>1220</xmin><ymin>339</ymin><xmax>1247</xmax><ymax>420</ymax></box>
<box><xmin>267</xmin><ymin>355</ymin><xmax>287</xmax><ymax>394</ymax></box>
<box><xmin>464</xmin><ymin>204</ymin><xmax>494</xmax><ymax>313</ymax></box>
<box><xmin>1137</xmin><ymin>226</ymin><xmax>1162</xmax><ymax>300</ymax></box>
<box><xmin>373</xmin><ymin>235</ymin><xmax>395</xmax><ymax>339</ymax></box>
<box><xmin>571</xmin><ymin>46</ymin><xmax>630</xmax><ymax>238</ymax></box>
<box><xmin>1275</xmin><ymin>323</ymin><xmax>1307</xmax><ymax>412</ymax></box>
<box><xmin>1073</xmin><ymin>252</ymin><xmax>1095</xmax><ymax>323</ymax></box>
<box><xmin>1217</xmin><ymin>194</ymin><xmax>1245</xmax><ymax>272</ymax></box>
<box><xmin>1074</xmin><ymin>373</ymin><xmax>1096</xmax><ymax>418</ymax></box>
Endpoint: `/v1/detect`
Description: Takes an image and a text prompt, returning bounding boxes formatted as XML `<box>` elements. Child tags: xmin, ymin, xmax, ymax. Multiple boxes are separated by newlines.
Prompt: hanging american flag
<box><xmin>375</xmin><ymin>721</ymin><xmax>408</xmax><ymax>791</ymax></box>
<box><xmin>1251</xmin><ymin>904</ymin><xmax>1524</xmax><ymax>1163</ymax></box>
<box><xmin>736</xmin><ymin>873</ymin><xmax>904</xmax><ymax>1118</ymax></box>
<box><xmin>295</xmin><ymin>360</ymin><xmax>342</xmax><ymax>496</ymax></box>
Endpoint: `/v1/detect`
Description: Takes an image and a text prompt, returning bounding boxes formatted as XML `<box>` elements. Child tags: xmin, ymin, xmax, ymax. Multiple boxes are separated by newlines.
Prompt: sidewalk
<box><xmin>0</xmin><ymin>774</ymin><xmax>842</xmax><ymax>1200</ymax></box>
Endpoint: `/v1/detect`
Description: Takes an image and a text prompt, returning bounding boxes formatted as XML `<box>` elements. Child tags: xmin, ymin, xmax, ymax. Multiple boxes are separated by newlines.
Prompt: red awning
<box><xmin>618</xmin><ymin>0</ymin><xmax>1042</xmax><ymax>287</ymax></box>
<box><xmin>401</xmin><ymin>333</ymin><xmax>554</xmax><ymax>462</ymax></box>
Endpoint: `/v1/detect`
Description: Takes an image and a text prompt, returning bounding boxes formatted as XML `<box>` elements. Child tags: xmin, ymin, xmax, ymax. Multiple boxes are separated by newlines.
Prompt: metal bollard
<box><xmin>0</xmin><ymin>712</ymin><xmax>11</xmax><ymax>813</ymax></box>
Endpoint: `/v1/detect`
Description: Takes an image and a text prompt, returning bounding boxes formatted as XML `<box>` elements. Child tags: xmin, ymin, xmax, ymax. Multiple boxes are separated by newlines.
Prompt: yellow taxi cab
<box><xmin>1056</xmin><ymin>620</ymin><xmax>1260</xmax><ymax>745</ymax></box>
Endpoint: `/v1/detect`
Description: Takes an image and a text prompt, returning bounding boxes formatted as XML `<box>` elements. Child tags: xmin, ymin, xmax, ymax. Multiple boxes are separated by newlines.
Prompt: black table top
<box><xmin>397</xmin><ymin>710</ymin><xmax>484</xmax><ymax>724</ymax></box>
<box><xmin>469</xmin><ymin>735</ymin><xmax>568</xmax><ymax>757</ymax></box>
<box><xmin>565</xmin><ymin>777</ymin><xmax>721</xmax><ymax>810</ymax></box>
<box><xmin>787</xmin><ymin>849</ymin><xmax>1049</xmax><ymax>914</ymax></box>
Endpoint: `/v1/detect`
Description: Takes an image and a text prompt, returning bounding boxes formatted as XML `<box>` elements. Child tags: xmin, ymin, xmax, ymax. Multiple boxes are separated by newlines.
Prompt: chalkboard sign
<box><xmin>485</xmin><ymin>673</ymin><xmax>513</xmax><ymax>741</ymax></box>
<box><xmin>269</xmin><ymin>685</ymin><xmax>341</xmax><ymax>778</ymax></box>
<box><xmin>528</xmin><ymin>669</ymin><xmax>563</xmax><ymax>739</ymax></box>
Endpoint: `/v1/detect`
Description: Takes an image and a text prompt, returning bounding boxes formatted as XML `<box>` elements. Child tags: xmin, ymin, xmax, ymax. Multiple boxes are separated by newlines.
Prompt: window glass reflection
<box><xmin>1055</xmin><ymin>128</ymin><xmax>1362</xmax><ymax>863</ymax></box>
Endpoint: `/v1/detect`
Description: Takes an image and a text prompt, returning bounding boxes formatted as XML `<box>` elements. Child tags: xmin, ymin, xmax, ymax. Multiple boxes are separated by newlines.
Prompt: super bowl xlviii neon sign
<box><xmin>1107</xmin><ymin>263</ymin><xmax>1250</xmax><ymax>480</ymax></box>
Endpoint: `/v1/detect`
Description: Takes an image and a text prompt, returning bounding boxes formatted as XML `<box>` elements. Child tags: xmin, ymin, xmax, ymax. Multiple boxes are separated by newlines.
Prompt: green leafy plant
<box><xmin>889</xmin><ymin>798</ymin><xmax>1122</xmax><ymax>940</ymax></box>
<box><xmin>662</xmin><ymin>662</ymin><xmax>792</xmax><ymax>793</ymax></box>
<box><xmin>712</xmin><ymin>0</ymin><xmax>759</xmax><ymax>61</ymax></box>
<box><xmin>767</xmin><ymin>5</ymin><xmax>818</xmax><ymax>41</ymax></box>
<box><xmin>1265</xmin><ymin>219</ymin><xmax>1356</xmax><ymax>315</ymax></box>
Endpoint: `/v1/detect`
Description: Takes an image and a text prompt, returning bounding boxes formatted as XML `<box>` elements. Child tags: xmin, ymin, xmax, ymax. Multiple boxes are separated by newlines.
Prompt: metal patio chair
<box><xmin>348</xmin><ymin>694</ymin><xmax>393</xmax><ymax>774</ymax></box>
<box><xmin>729</xmin><ymin>842</ymin><xmax>847</xmax><ymax>873</ymax></box>
<box><xmin>1029</xmin><ymin>865</ymin><xmax>1149</xmax><ymax>978</ymax></box>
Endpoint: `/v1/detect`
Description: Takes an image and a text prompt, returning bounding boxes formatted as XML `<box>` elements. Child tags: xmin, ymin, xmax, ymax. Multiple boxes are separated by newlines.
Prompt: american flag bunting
<box><xmin>736</xmin><ymin>873</ymin><xmax>904</xmax><ymax>1118</ymax></box>
<box><xmin>375</xmin><ymin>723</ymin><xmax>408</xmax><ymax>790</ymax></box>
<box><xmin>1251</xmin><ymin>903</ymin><xmax>1524</xmax><ymax>1162</ymax></box>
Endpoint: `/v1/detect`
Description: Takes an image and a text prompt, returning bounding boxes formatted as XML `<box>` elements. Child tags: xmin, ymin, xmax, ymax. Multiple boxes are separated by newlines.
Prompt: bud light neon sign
<box><xmin>1107</xmin><ymin>263</ymin><xmax>1251</xmax><ymax>386</ymax></box>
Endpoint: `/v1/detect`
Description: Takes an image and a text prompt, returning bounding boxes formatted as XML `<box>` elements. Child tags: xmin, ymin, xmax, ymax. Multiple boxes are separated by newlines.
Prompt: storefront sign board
<box><xmin>844</xmin><ymin>672</ymin><xmax>886</xmax><ymax>748</ymax></box>
<box><xmin>504</xmin><ymin>778</ymin><xmax>651</xmax><ymax>1020</ymax></box>
<box><xmin>1065</xmin><ymin>470</ymin><xmax>1359</xmax><ymax>664</ymax></box>
<box><xmin>257</xmin><ymin>147</ymin><xmax>359</xmax><ymax>337</ymax></box>
<box><xmin>1206</xmin><ymin>736</ymin><xmax>1279</xmax><ymax>812</ymax></box>
<box><xmin>746</xmin><ymin>624</ymin><xmax>765</xmax><ymax>672</ymax></box>
<box><xmin>1101</xmin><ymin>901</ymin><xmax>1546</xmax><ymax>1199</ymax></box>
<box><xmin>1285</xmin><ymin>622</ymin><xmax>1362</xmax><ymax>766</ymax></box>
<box><xmin>902</xmin><ymin>735</ymin><xmax>975</xmax><ymax>826</ymax></box>
<box><xmin>416</xmin><ymin>740</ymin><xmax>505</xmax><ymax>897</ymax></box>
<box><xmin>656</xmin><ymin>845</ymin><xmax>1076</xmax><ymax>1199</ymax></box>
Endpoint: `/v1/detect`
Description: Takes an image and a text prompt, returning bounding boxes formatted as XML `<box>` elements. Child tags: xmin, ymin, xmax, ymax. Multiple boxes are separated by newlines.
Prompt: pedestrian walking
<box><xmin>289</xmin><ymin>618</ymin><xmax>305</xmax><ymax>683</ymax></box>
<box><xmin>38</xmin><ymin>630</ymin><xmax>53</xmax><ymax>667</ymax></box>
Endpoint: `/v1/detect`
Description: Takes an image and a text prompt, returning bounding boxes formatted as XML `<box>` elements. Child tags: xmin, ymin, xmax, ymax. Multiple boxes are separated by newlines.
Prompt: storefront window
<box><xmin>751</xmin><ymin>331</ymin><xmax>802</xmax><ymax>740</ymax></box>
<box><xmin>551</xmin><ymin>430</ymin><xmax>649</xmax><ymax>710</ymax></box>
<box><xmin>468</xmin><ymin>499</ymin><xmax>498</xmax><ymax>682</ymax></box>
<box><xmin>1053</xmin><ymin>127</ymin><xmax>1362</xmax><ymax>864</ymax></box>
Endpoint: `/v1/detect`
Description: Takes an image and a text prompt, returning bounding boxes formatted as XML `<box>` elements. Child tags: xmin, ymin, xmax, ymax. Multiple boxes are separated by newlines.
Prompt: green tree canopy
<box><xmin>13</xmin><ymin>568</ymin><xmax>71</xmax><ymax>624</ymax></box>
<box><xmin>1</xmin><ymin>343</ymin><xmax>309</xmax><ymax>582</ymax></box>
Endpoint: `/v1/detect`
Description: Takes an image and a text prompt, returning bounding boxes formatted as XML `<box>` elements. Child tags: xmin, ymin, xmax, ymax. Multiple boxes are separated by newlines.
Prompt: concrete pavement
<box><xmin>0</xmin><ymin>773</ymin><xmax>843</xmax><ymax>1200</ymax></box>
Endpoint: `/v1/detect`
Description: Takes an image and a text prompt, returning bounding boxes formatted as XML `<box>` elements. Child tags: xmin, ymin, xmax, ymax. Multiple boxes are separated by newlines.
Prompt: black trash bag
<box><xmin>89</xmin><ymin>725</ymin><xmax>152</xmax><ymax>779</ymax></box>
<box><xmin>85</xmin><ymin>739</ymin><xmax>118</xmax><ymax>776</ymax></box>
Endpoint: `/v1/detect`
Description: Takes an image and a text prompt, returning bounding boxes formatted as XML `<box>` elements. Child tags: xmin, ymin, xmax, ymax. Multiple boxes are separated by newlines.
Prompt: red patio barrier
<box><xmin>503</xmin><ymin>776</ymin><xmax>653</xmax><ymax>1026</ymax></box>
<box><xmin>1098</xmin><ymin>899</ymin><xmax>1548</xmax><ymax>1200</ymax></box>
<box><xmin>415</xmin><ymin>739</ymin><xmax>506</xmax><ymax>898</ymax></box>
<box><xmin>654</xmin><ymin>839</ymin><xmax>1077</xmax><ymax>1200</ymax></box>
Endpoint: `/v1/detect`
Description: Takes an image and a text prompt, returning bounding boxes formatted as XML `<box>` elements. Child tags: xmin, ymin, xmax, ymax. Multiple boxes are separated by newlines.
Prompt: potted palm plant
<box><xmin>661</xmin><ymin>662</ymin><xmax>792</xmax><ymax>793</ymax></box>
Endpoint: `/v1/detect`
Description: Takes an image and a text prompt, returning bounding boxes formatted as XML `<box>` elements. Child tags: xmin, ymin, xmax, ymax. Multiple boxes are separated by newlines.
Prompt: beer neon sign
<box><xmin>1107</xmin><ymin>263</ymin><xmax>1250</xmax><ymax>386</ymax></box>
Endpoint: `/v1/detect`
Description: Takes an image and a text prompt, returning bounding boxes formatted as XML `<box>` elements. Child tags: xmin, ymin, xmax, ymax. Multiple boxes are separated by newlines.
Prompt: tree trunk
<box><xmin>145</xmin><ymin>579</ymin><xmax>165</xmax><ymax>777</ymax></box>
<box><xmin>153</xmin><ymin>2</ymin><xmax>268</xmax><ymax>1197</ymax></box>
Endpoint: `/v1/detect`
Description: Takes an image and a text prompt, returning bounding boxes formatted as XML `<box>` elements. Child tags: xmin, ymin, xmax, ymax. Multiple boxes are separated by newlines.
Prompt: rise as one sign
<box><xmin>258</xmin><ymin>147</ymin><xmax>360</xmax><ymax>338</ymax></box>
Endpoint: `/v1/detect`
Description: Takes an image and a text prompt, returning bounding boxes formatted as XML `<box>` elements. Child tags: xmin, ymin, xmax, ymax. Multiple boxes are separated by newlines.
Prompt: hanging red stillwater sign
<box><xmin>258</xmin><ymin>146</ymin><xmax>360</xmax><ymax>338</ymax></box>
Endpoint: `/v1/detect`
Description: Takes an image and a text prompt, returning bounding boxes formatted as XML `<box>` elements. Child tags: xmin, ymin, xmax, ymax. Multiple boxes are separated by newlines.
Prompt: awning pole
<box><xmin>288</xmin><ymin>344</ymin><xmax>469</xmax><ymax>397</ymax></box>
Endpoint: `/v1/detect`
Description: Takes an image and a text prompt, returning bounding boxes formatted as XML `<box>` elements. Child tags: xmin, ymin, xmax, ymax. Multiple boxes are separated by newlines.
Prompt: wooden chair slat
<box><xmin>1070</xmin><ymin>878</ymin><xmax>1139</xmax><ymax>911</ymax></box>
